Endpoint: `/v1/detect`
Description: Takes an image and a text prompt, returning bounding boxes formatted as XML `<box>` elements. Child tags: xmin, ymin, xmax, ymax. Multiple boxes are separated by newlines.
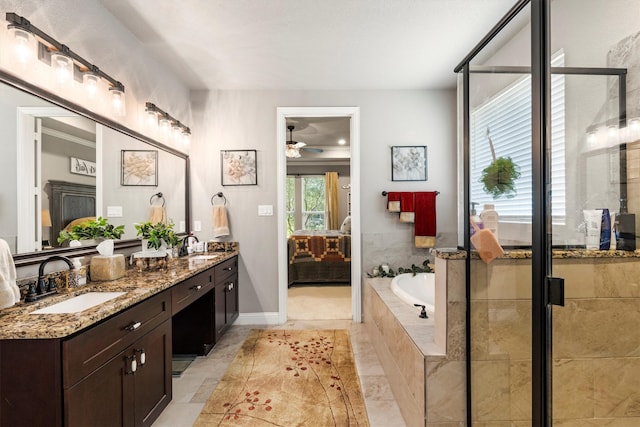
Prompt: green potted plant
<box><xmin>135</xmin><ymin>221</ymin><xmax>180</xmax><ymax>251</ymax></box>
<box><xmin>480</xmin><ymin>128</ymin><xmax>521</xmax><ymax>199</ymax></box>
<box><xmin>57</xmin><ymin>217</ymin><xmax>125</xmax><ymax>246</ymax></box>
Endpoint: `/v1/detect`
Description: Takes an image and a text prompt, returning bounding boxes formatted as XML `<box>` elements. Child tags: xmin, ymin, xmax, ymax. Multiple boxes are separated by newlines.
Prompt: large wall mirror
<box><xmin>0</xmin><ymin>70</ymin><xmax>190</xmax><ymax>266</ymax></box>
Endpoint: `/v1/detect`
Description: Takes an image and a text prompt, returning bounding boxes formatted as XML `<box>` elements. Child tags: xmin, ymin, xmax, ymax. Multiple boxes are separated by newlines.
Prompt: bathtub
<box><xmin>390</xmin><ymin>272</ymin><xmax>435</xmax><ymax>313</ymax></box>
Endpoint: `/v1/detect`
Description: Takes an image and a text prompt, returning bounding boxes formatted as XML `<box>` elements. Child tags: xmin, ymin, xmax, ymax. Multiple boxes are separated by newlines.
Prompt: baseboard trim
<box><xmin>235</xmin><ymin>312</ymin><xmax>281</xmax><ymax>325</ymax></box>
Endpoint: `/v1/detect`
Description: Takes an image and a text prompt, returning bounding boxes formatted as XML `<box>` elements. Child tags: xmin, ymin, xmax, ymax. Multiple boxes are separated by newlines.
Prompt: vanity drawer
<box><xmin>171</xmin><ymin>268</ymin><xmax>214</xmax><ymax>315</ymax></box>
<box><xmin>62</xmin><ymin>291</ymin><xmax>171</xmax><ymax>388</ymax></box>
<box><xmin>215</xmin><ymin>256</ymin><xmax>238</xmax><ymax>283</ymax></box>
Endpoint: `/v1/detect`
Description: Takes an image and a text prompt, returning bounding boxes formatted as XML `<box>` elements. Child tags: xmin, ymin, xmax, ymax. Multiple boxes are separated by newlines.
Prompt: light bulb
<box><xmin>109</xmin><ymin>87</ymin><xmax>125</xmax><ymax>116</ymax></box>
<box><xmin>51</xmin><ymin>52</ymin><xmax>73</xmax><ymax>87</ymax></box>
<box><xmin>586</xmin><ymin>131</ymin><xmax>597</xmax><ymax>147</ymax></box>
<box><xmin>9</xmin><ymin>27</ymin><xmax>34</xmax><ymax>65</ymax></box>
<box><xmin>172</xmin><ymin>123</ymin><xmax>182</xmax><ymax>141</ymax></box>
<box><xmin>159</xmin><ymin>116</ymin><xmax>171</xmax><ymax>135</ymax></box>
<box><xmin>146</xmin><ymin>109</ymin><xmax>158</xmax><ymax>128</ymax></box>
<box><xmin>82</xmin><ymin>72</ymin><xmax>100</xmax><ymax>100</ymax></box>
<box><xmin>182</xmin><ymin>130</ymin><xmax>191</xmax><ymax>146</ymax></box>
<box><xmin>338</xmin><ymin>139</ymin><xmax>346</xmax><ymax>145</ymax></box>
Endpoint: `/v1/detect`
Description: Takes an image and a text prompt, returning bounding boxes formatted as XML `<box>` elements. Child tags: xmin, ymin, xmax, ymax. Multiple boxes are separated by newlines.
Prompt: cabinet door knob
<box><xmin>125</xmin><ymin>321</ymin><xmax>142</xmax><ymax>331</ymax></box>
<box><xmin>126</xmin><ymin>355</ymin><xmax>137</xmax><ymax>375</ymax></box>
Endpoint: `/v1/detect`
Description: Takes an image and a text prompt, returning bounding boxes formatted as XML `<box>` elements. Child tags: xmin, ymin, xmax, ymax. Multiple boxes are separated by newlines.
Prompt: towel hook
<box><xmin>150</xmin><ymin>192</ymin><xmax>165</xmax><ymax>207</ymax></box>
<box><xmin>211</xmin><ymin>192</ymin><xmax>227</xmax><ymax>206</ymax></box>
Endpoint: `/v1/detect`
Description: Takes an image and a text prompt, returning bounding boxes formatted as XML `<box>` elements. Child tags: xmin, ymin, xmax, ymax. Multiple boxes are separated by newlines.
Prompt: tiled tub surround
<box><xmin>364</xmin><ymin>255</ymin><xmax>467</xmax><ymax>427</ymax></box>
<box><xmin>0</xmin><ymin>249</ymin><xmax>238</xmax><ymax>339</ymax></box>
<box><xmin>471</xmin><ymin>252</ymin><xmax>640</xmax><ymax>425</ymax></box>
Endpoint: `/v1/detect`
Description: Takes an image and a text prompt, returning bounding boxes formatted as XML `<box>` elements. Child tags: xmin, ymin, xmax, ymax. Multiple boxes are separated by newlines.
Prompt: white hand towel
<box><xmin>0</xmin><ymin>239</ymin><xmax>19</xmax><ymax>304</ymax></box>
<box><xmin>212</xmin><ymin>205</ymin><xmax>230</xmax><ymax>238</ymax></box>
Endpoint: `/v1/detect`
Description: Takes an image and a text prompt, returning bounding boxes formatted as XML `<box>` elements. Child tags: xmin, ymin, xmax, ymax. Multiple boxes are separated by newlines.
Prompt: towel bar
<box><xmin>381</xmin><ymin>190</ymin><xmax>439</xmax><ymax>196</ymax></box>
<box><xmin>150</xmin><ymin>192</ymin><xmax>165</xmax><ymax>206</ymax></box>
<box><xmin>211</xmin><ymin>192</ymin><xmax>228</xmax><ymax>206</ymax></box>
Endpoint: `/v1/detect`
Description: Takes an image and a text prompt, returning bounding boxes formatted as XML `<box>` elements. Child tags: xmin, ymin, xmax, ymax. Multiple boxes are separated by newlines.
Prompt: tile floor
<box><xmin>152</xmin><ymin>320</ymin><xmax>407</xmax><ymax>426</ymax></box>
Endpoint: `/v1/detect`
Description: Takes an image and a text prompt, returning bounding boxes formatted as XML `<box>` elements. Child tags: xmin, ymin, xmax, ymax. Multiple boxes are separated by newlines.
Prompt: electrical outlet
<box><xmin>106</xmin><ymin>206</ymin><xmax>123</xmax><ymax>217</ymax></box>
<box><xmin>194</xmin><ymin>220</ymin><xmax>202</xmax><ymax>231</ymax></box>
<box><xmin>258</xmin><ymin>205</ymin><xmax>273</xmax><ymax>216</ymax></box>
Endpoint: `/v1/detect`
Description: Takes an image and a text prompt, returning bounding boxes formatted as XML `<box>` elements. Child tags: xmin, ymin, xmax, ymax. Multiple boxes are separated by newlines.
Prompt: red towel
<box><xmin>387</xmin><ymin>192</ymin><xmax>401</xmax><ymax>212</ymax></box>
<box><xmin>399</xmin><ymin>192</ymin><xmax>415</xmax><ymax>223</ymax></box>
<box><xmin>414</xmin><ymin>191</ymin><xmax>437</xmax><ymax>247</ymax></box>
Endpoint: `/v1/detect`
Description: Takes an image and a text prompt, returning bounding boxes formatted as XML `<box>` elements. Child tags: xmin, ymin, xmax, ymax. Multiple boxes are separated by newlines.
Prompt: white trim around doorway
<box><xmin>276</xmin><ymin>107</ymin><xmax>361</xmax><ymax>324</ymax></box>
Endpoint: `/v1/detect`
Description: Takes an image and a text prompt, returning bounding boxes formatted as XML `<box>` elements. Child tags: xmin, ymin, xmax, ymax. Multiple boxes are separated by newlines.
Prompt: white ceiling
<box><xmin>99</xmin><ymin>0</ymin><xmax>516</xmax><ymax>91</ymax></box>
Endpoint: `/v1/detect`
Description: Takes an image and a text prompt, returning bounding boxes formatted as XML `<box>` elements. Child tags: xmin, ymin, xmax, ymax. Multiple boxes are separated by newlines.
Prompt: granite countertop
<box><xmin>431</xmin><ymin>247</ymin><xmax>640</xmax><ymax>260</ymax></box>
<box><xmin>0</xmin><ymin>251</ymin><xmax>238</xmax><ymax>340</ymax></box>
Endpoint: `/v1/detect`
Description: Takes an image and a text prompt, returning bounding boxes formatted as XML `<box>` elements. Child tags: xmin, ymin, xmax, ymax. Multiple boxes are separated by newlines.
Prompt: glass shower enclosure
<box><xmin>456</xmin><ymin>0</ymin><xmax>640</xmax><ymax>424</ymax></box>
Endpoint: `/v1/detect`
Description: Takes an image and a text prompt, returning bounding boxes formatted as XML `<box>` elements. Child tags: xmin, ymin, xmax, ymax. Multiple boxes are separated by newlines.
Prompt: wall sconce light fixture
<box><xmin>5</xmin><ymin>12</ymin><xmax>126</xmax><ymax>116</ymax></box>
<box><xmin>145</xmin><ymin>102</ymin><xmax>191</xmax><ymax>145</ymax></box>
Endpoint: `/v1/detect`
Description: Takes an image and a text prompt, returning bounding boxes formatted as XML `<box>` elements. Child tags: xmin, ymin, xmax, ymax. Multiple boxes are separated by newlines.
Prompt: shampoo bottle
<box><xmin>480</xmin><ymin>204</ymin><xmax>499</xmax><ymax>239</ymax></box>
<box><xmin>470</xmin><ymin>202</ymin><xmax>482</xmax><ymax>237</ymax></box>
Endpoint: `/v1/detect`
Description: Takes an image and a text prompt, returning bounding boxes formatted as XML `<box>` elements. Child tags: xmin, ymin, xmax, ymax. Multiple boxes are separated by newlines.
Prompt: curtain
<box><xmin>325</xmin><ymin>172</ymin><xmax>340</xmax><ymax>230</ymax></box>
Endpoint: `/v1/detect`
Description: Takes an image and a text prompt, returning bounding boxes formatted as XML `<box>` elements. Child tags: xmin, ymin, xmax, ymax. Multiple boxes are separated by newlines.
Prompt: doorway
<box><xmin>276</xmin><ymin>107</ymin><xmax>361</xmax><ymax>324</ymax></box>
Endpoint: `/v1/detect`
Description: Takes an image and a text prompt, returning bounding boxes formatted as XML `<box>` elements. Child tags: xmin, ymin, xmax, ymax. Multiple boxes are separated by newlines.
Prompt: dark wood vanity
<box><xmin>0</xmin><ymin>254</ymin><xmax>239</xmax><ymax>427</ymax></box>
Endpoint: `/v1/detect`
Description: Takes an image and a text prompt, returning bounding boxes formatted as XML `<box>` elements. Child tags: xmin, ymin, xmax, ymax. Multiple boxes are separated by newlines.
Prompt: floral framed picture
<box><xmin>221</xmin><ymin>150</ymin><xmax>257</xmax><ymax>186</ymax></box>
<box><xmin>391</xmin><ymin>145</ymin><xmax>427</xmax><ymax>181</ymax></box>
<box><xmin>121</xmin><ymin>150</ymin><xmax>158</xmax><ymax>186</ymax></box>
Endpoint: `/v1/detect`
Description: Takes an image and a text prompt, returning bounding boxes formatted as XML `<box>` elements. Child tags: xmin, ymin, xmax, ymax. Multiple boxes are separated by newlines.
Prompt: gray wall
<box><xmin>189</xmin><ymin>89</ymin><xmax>457</xmax><ymax>314</ymax></box>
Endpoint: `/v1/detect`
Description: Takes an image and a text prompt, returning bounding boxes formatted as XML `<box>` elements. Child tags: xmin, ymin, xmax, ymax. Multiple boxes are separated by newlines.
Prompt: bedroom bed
<box><xmin>287</xmin><ymin>230</ymin><xmax>351</xmax><ymax>287</ymax></box>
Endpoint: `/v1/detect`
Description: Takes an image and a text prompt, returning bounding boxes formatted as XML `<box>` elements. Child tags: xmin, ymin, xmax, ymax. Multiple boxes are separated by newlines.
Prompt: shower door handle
<box><xmin>546</xmin><ymin>276</ymin><xmax>565</xmax><ymax>306</ymax></box>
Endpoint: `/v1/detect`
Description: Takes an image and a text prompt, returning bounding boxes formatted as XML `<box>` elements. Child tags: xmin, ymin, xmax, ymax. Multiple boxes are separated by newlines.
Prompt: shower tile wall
<box><xmin>470</xmin><ymin>256</ymin><xmax>640</xmax><ymax>424</ymax></box>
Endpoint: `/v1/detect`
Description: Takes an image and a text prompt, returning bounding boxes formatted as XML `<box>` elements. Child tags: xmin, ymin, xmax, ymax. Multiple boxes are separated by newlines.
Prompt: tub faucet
<box><xmin>414</xmin><ymin>304</ymin><xmax>428</xmax><ymax>319</ymax></box>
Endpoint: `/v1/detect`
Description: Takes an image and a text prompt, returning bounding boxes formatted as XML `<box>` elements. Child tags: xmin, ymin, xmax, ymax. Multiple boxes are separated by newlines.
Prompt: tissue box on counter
<box><xmin>90</xmin><ymin>254</ymin><xmax>126</xmax><ymax>281</ymax></box>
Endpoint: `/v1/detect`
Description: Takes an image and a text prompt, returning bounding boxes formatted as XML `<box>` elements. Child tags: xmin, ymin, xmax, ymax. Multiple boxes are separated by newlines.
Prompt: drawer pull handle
<box><xmin>191</xmin><ymin>285</ymin><xmax>203</xmax><ymax>291</ymax></box>
<box><xmin>136</xmin><ymin>348</ymin><xmax>146</xmax><ymax>366</ymax></box>
<box><xmin>224</xmin><ymin>267</ymin><xmax>233</xmax><ymax>271</ymax></box>
<box><xmin>126</xmin><ymin>321</ymin><xmax>142</xmax><ymax>331</ymax></box>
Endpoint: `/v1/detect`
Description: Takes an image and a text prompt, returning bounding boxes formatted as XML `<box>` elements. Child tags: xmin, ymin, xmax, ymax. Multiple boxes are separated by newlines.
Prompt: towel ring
<box><xmin>211</xmin><ymin>192</ymin><xmax>227</xmax><ymax>206</ymax></box>
<box><xmin>150</xmin><ymin>192</ymin><xmax>165</xmax><ymax>207</ymax></box>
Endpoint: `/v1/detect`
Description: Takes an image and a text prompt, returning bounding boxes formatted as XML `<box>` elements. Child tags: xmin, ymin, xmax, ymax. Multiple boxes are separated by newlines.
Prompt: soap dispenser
<box><xmin>480</xmin><ymin>204</ymin><xmax>499</xmax><ymax>239</ymax></box>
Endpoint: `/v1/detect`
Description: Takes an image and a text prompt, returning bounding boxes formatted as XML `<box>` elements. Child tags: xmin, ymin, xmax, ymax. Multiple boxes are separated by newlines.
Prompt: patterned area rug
<box><xmin>195</xmin><ymin>329</ymin><xmax>369</xmax><ymax>426</ymax></box>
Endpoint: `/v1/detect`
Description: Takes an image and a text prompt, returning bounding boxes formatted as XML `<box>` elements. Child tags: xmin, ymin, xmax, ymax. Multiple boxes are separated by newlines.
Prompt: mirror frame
<box><xmin>0</xmin><ymin>69</ymin><xmax>191</xmax><ymax>267</ymax></box>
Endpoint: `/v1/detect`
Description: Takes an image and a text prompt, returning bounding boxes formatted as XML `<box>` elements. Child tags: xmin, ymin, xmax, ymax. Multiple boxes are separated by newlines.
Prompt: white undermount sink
<box><xmin>31</xmin><ymin>292</ymin><xmax>126</xmax><ymax>314</ymax></box>
<box><xmin>190</xmin><ymin>255</ymin><xmax>220</xmax><ymax>260</ymax></box>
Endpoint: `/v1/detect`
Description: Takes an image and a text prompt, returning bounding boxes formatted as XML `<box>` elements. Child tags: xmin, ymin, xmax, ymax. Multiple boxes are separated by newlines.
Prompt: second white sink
<box><xmin>31</xmin><ymin>292</ymin><xmax>126</xmax><ymax>314</ymax></box>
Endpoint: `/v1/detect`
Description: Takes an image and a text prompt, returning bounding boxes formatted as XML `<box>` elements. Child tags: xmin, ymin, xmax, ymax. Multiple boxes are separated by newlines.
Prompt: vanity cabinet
<box><xmin>214</xmin><ymin>256</ymin><xmax>239</xmax><ymax>341</ymax></box>
<box><xmin>0</xmin><ymin>291</ymin><xmax>171</xmax><ymax>427</ymax></box>
<box><xmin>64</xmin><ymin>319</ymin><xmax>171</xmax><ymax>427</ymax></box>
<box><xmin>63</xmin><ymin>291</ymin><xmax>171</xmax><ymax>427</ymax></box>
<box><xmin>0</xmin><ymin>255</ymin><xmax>239</xmax><ymax>427</ymax></box>
<box><xmin>172</xmin><ymin>255</ymin><xmax>239</xmax><ymax>355</ymax></box>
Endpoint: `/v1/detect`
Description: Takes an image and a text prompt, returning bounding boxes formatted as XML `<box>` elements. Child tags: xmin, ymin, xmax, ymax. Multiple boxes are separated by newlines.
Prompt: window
<box><xmin>286</xmin><ymin>175</ymin><xmax>325</xmax><ymax>235</ymax></box>
<box><xmin>470</xmin><ymin>52</ymin><xmax>566</xmax><ymax>222</ymax></box>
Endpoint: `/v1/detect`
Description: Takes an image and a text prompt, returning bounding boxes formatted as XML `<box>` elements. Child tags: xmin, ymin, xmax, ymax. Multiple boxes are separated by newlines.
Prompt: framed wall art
<box><xmin>221</xmin><ymin>150</ymin><xmax>257</xmax><ymax>186</ymax></box>
<box><xmin>391</xmin><ymin>145</ymin><xmax>427</xmax><ymax>181</ymax></box>
<box><xmin>121</xmin><ymin>150</ymin><xmax>158</xmax><ymax>186</ymax></box>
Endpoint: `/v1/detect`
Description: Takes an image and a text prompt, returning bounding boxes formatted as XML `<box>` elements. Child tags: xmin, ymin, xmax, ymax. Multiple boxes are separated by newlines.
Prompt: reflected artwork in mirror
<box><xmin>0</xmin><ymin>69</ymin><xmax>190</xmax><ymax>266</ymax></box>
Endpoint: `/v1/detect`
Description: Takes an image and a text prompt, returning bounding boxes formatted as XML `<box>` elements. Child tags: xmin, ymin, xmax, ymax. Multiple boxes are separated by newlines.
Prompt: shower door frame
<box><xmin>455</xmin><ymin>0</ymin><xmax>628</xmax><ymax>425</ymax></box>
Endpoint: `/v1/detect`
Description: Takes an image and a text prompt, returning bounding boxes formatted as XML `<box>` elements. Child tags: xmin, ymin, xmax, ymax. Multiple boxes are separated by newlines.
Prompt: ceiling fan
<box><xmin>286</xmin><ymin>125</ymin><xmax>323</xmax><ymax>158</ymax></box>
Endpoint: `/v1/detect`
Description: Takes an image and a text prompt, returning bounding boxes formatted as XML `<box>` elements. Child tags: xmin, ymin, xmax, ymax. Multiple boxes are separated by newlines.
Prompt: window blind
<box><xmin>470</xmin><ymin>53</ymin><xmax>566</xmax><ymax>222</ymax></box>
